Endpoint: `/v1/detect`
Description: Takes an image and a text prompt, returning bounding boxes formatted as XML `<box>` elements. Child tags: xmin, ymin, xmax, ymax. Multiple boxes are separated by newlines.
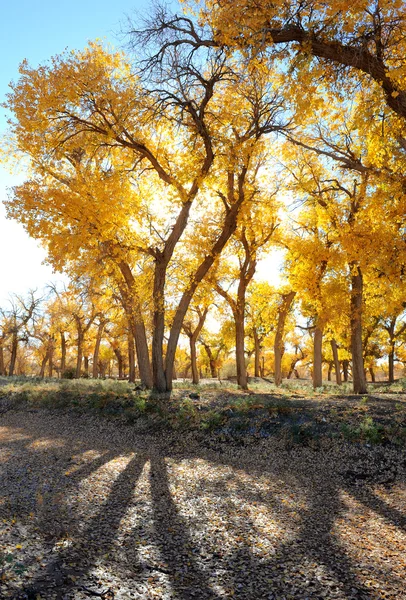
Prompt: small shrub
<box><xmin>359</xmin><ymin>416</ymin><xmax>383</xmax><ymax>443</ymax></box>
<box><xmin>200</xmin><ymin>410</ymin><xmax>224</xmax><ymax>431</ymax></box>
<box><xmin>340</xmin><ymin>422</ymin><xmax>360</xmax><ymax>442</ymax></box>
<box><xmin>170</xmin><ymin>398</ymin><xmax>199</xmax><ymax>428</ymax></box>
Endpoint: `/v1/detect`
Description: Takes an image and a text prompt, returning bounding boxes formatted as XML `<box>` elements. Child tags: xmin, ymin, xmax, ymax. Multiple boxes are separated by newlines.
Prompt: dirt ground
<box><xmin>0</xmin><ymin>404</ymin><xmax>406</xmax><ymax>599</ymax></box>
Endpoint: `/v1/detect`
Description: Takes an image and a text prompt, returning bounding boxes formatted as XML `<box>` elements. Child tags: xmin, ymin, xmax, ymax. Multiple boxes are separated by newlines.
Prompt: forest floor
<box><xmin>0</xmin><ymin>378</ymin><xmax>406</xmax><ymax>599</ymax></box>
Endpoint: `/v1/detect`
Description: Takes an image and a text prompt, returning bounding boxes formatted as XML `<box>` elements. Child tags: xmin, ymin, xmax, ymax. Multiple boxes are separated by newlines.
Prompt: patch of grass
<box><xmin>340</xmin><ymin>422</ymin><xmax>360</xmax><ymax>442</ymax></box>
<box><xmin>200</xmin><ymin>409</ymin><xmax>224</xmax><ymax>431</ymax></box>
<box><xmin>247</xmin><ymin>381</ymin><xmax>277</xmax><ymax>393</ymax></box>
<box><xmin>169</xmin><ymin>398</ymin><xmax>199</xmax><ymax>429</ymax></box>
<box><xmin>359</xmin><ymin>416</ymin><xmax>384</xmax><ymax>443</ymax></box>
<box><xmin>340</xmin><ymin>416</ymin><xmax>384</xmax><ymax>444</ymax></box>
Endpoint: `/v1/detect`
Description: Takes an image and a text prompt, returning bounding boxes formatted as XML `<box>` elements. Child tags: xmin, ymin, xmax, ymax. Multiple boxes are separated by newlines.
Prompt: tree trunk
<box><xmin>99</xmin><ymin>361</ymin><xmax>106</xmax><ymax>378</ymax></box>
<box><xmin>8</xmin><ymin>334</ymin><xmax>18</xmax><ymax>377</ymax></box>
<box><xmin>235</xmin><ymin>308</ymin><xmax>248</xmax><ymax>390</ymax></box>
<box><xmin>92</xmin><ymin>322</ymin><xmax>105</xmax><ymax>379</ymax></box>
<box><xmin>350</xmin><ymin>265</ymin><xmax>367</xmax><ymax>394</ymax></box>
<box><xmin>183</xmin><ymin>308</ymin><xmax>208</xmax><ymax>386</ymax></box>
<box><xmin>84</xmin><ymin>356</ymin><xmax>89</xmax><ymax>376</ymax></box>
<box><xmin>253</xmin><ymin>328</ymin><xmax>261</xmax><ymax>378</ymax></box>
<box><xmin>274</xmin><ymin>291</ymin><xmax>296</xmax><ymax>386</ymax></box>
<box><xmin>327</xmin><ymin>361</ymin><xmax>333</xmax><ymax>381</ymax></box>
<box><xmin>388</xmin><ymin>341</ymin><xmax>395</xmax><ymax>383</ymax></box>
<box><xmin>60</xmin><ymin>332</ymin><xmax>66</xmax><ymax>375</ymax></box>
<box><xmin>0</xmin><ymin>345</ymin><xmax>5</xmax><ymax>376</ymax></box>
<box><xmin>48</xmin><ymin>340</ymin><xmax>54</xmax><ymax>378</ymax></box>
<box><xmin>189</xmin><ymin>337</ymin><xmax>199</xmax><ymax>384</ymax></box>
<box><xmin>39</xmin><ymin>354</ymin><xmax>48</xmax><ymax>378</ymax></box>
<box><xmin>369</xmin><ymin>367</ymin><xmax>376</xmax><ymax>383</ymax></box>
<box><xmin>342</xmin><ymin>360</ymin><xmax>349</xmax><ymax>382</ymax></box>
<box><xmin>76</xmin><ymin>332</ymin><xmax>83</xmax><ymax>379</ymax></box>
<box><xmin>128</xmin><ymin>331</ymin><xmax>136</xmax><ymax>384</ymax></box>
<box><xmin>312</xmin><ymin>326</ymin><xmax>323</xmax><ymax>389</ymax></box>
<box><xmin>202</xmin><ymin>343</ymin><xmax>217</xmax><ymax>378</ymax></box>
<box><xmin>288</xmin><ymin>353</ymin><xmax>302</xmax><ymax>379</ymax></box>
<box><xmin>113</xmin><ymin>347</ymin><xmax>124</xmax><ymax>379</ymax></box>
<box><xmin>118</xmin><ymin>262</ymin><xmax>153</xmax><ymax>388</ymax></box>
<box><xmin>330</xmin><ymin>339</ymin><xmax>342</xmax><ymax>385</ymax></box>
<box><xmin>152</xmin><ymin>262</ymin><xmax>167</xmax><ymax>392</ymax></box>
<box><xmin>130</xmin><ymin>321</ymin><xmax>151</xmax><ymax>388</ymax></box>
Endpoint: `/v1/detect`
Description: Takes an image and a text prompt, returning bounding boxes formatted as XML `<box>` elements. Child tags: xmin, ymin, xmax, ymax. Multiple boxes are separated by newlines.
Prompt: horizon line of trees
<box><xmin>0</xmin><ymin>279</ymin><xmax>404</xmax><ymax>387</ymax></box>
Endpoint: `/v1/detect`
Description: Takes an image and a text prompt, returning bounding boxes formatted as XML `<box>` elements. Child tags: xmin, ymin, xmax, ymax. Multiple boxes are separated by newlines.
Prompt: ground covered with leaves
<box><xmin>0</xmin><ymin>379</ymin><xmax>406</xmax><ymax>599</ymax></box>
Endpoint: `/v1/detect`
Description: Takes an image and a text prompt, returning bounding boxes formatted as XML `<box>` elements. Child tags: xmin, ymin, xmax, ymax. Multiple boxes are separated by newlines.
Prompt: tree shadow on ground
<box><xmin>0</xmin><ymin>414</ymin><xmax>405</xmax><ymax>599</ymax></box>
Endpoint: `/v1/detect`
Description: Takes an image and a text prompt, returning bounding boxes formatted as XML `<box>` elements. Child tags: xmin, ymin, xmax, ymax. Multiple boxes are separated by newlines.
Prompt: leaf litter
<box><xmin>0</xmin><ymin>405</ymin><xmax>405</xmax><ymax>599</ymax></box>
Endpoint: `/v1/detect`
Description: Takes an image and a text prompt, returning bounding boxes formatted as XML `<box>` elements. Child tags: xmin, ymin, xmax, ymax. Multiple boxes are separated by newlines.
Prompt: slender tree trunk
<box><xmin>60</xmin><ymin>332</ymin><xmax>66</xmax><ymax>375</ymax></box>
<box><xmin>253</xmin><ymin>328</ymin><xmax>261</xmax><ymax>378</ymax></box>
<box><xmin>0</xmin><ymin>345</ymin><xmax>5</xmax><ymax>376</ymax></box>
<box><xmin>369</xmin><ymin>367</ymin><xmax>376</xmax><ymax>383</ymax></box>
<box><xmin>327</xmin><ymin>361</ymin><xmax>333</xmax><ymax>381</ymax></box>
<box><xmin>350</xmin><ymin>265</ymin><xmax>367</xmax><ymax>394</ymax></box>
<box><xmin>48</xmin><ymin>340</ymin><xmax>54</xmax><ymax>378</ymax></box>
<box><xmin>190</xmin><ymin>338</ymin><xmax>199</xmax><ymax>384</ymax></box>
<box><xmin>76</xmin><ymin>332</ymin><xmax>83</xmax><ymax>379</ymax></box>
<box><xmin>118</xmin><ymin>262</ymin><xmax>153</xmax><ymax>388</ymax></box>
<box><xmin>152</xmin><ymin>262</ymin><xmax>167</xmax><ymax>392</ymax></box>
<box><xmin>39</xmin><ymin>354</ymin><xmax>48</xmax><ymax>378</ymax></box>
<box><xmin>342</xmin><ymin>360</ymin><xmax>349</xmax><ymax>382</ymax></box>
<box><xmin>128</xmin><ymin>331</ymin><xmax>136</xmax><ymax>384</ymax></box>
<box><xmin>312</xmin><ymin>325</ymin><xmax>323</xmax><ymax>389</ymax></box>
<box><xmin>132</xmin><ymin>321</ymin><xmax>152</xmax><ymax>388</ymax></box>
<box><xmin>288</xmin><ymin>357</ymin><xmax>300</xmax><ymax>379</ymax></box>
<box><xmin>8</xmin><ymin>334</ymin><xmax>18</xmax><ymax>377</ymax></box>
<box><xmin>84</xmin><ymin>356</ymin><xmax>89</xmax><ymax>376</ymax></box>
<box><xmin>183</xmin><ymin>308</ymin><xmax>208</xmax><ymax>386</ymax></box>
<box><xmin>113</xmin><ymin>347</ymin><xmax>124</xmax><ymax>379</ymax></box>
<box><xmin>274</xmin><ymin>291</ymin><xmax>296</xmax><ymax>386</ymax></box>
<box><xmin>330</xmin><ymin>339</ymin><xmax>342</xmax><ymax>385</ymax></box>
<box><xmin>235</xmin><ymin>307</ymin><xmax>248</xmax><ymax>390</ymax></box>
<box><xmin>92</xmin><ymin>322</ymin><xmax>105</xmax><ymax>378</ymax></box>
<box><xmin>202</xmin><ymin>343</ymin><xmax>217</xmax><ymax>378</ymax></box>
<box><xmin>388</xmin><ymin>341</ymin><xmax>395</xmax><ymax>383</ymax></box>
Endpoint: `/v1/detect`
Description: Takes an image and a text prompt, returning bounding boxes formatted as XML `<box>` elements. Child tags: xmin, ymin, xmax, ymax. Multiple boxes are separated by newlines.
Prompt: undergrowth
<box><xmin>1</xmin><ymin>376</ymin><xmax>405</xmax><ymax>445</ymax></box>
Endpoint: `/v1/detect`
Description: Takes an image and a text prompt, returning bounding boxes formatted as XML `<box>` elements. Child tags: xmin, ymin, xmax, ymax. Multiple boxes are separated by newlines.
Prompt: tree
<box><xmin>205</xmin><ymin>0</ymin><xmax>406</xmax><ymax>121</ymax></box>
<box><xmin>246</xmin><ymin>282</ymin><xmax>280</xmax><ymax>378</ymax></box>
<box><xmin>211</xmin><ymin>184</ymin><xmax>279</xmax><ymax>388</ymax></box>
<box><xmin>2</xmin><ymin>292</ymin><xmax>41</xmax><ymax>377</ymax></box>
<box><xmin>274</xmin><ymin>290</ymin><xmax>296</xmax><ymax>385</ymax></box>
<box><xmin>182</xmin><ymin>296</ymin><xmax>210</xmax><ymax>385</ymax></box>
<box><xmin>6</xmin><ymin>39</ymin><xmax>288</xmax><ymax>392</ymax></box>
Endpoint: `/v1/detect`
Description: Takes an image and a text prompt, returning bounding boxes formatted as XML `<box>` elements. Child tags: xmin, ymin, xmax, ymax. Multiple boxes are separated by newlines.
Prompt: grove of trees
<box><xmin>1</xmin><ymin>0</ymin><xmax>406</xmax><ymax>393</ymax></box>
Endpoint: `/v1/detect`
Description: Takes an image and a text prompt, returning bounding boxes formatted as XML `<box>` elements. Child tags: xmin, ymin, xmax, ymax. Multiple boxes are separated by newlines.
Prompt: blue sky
<box><xmin>0</xmin><ymin>0</ymin><xmax>152</xmax><ymax>301</ymax></box>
